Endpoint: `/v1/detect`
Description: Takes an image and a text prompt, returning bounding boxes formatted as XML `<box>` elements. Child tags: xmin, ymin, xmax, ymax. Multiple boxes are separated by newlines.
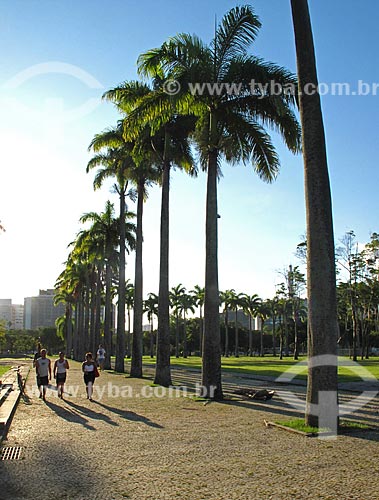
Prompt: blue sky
<box><xmin>1</xmin><ymin>0</ymin><xmax>378</xmax><ymax>304</ymax></box>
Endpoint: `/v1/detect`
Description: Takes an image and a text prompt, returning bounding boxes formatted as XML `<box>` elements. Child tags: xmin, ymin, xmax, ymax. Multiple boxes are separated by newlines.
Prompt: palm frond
<box><xmin>88</xmin><ymin>123</ymin><xmax>125</xmax><ymax>152</ymax></box>
<box><xmin>103</xmin><ymin>80</ymin><xmax>151</xmax><ymax>114</ymax></box>
<box><xmin>214</xmin><ymin>5</ymin><xmax>261</xmax><ymax>75</ymax></box>
<box><xmin>219</xmin><ymin>112</ymin><xmax>280</xmax><ymax>182</ymax></box>
<box><xmin>86</xmin><ymin>153</ymin><xmax>115</xmax><ymax>172</ymax></box>
<box><xmin>247</xmin><ymin>124</ymin><xmax>280</xmax><ymax>183</ymax></box>
<box><xmin>138</xmin><ymin>34</ymin><xmax>208</xmax><ymax>79</ymax></box>
<box><xmin>93</xmin><ymin>168</ymin><xmax>115</xmax><ymax>190</ymax></box>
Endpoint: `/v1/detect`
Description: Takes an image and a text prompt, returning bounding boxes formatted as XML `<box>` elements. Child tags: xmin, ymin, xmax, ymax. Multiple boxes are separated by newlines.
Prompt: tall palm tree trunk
<box><xmin>103</xmin><ymin>262</ymin><xmax>112</xmax><ymax>370</ymax></box>
<box><xmin>65</xmin><ymin>304</ymin><xmax>73</xmax><ymax>358</ymax></box>
<box><xmin>78</xmin><ymin>293</ymin><xmax>85</xmax><ymax>360</ymax></box>
<box><xmin>202</xmin><ymin>148</ymin><xmax>223</xmax><ymax>399</ymax></box>
<box><xmin>291</xmin><ymin>0</ymin><xmax>339</xmax><ymax>428</ymax></box>
<box><xmin>84</xmin><ymin>282</ymin><xmax>90</xmax><ymax>353</ymax></box>
<box><xmin>126</xmin><ymin>307</ymin><xmax>131</xmax><ymax>358</ymax></box>
<box><xmin>154</xmin><ymin>159</ymin><xmax>172</xmax><ymax>386</ymax></box>
<box><xmin>131</xmin><ymin>183</ymin><xmax>144</xmax><ymax>377</ymax></box>
<box><xmin>94</xmin><ymin>265</ymin><xmax>102</xmax><ymax>353</ymax></box>
<box><xmin>73</xmin><ymin>301</ymin><xmax>79</xmax><ymax>359</ymax></box>
<box><xmin>116</xmin><ymin>191</ymin><xmax>127</xmax><ymax>373</ymax></box>
<box><xmin>89</xmin><ymin>271</ymin><xmax>96</xmax><ymax>354</ymax></box>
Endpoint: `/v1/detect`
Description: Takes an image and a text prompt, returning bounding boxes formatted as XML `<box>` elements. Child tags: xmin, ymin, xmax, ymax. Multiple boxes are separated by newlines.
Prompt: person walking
<box><xmin>36</xmin><ymin>349</ymin><xmax>51</xmax><ymax>401</ymax></box>
<box><xmin>96</xmin><ymin>344</ymin><xmax>106</xmax><ymax>371</ymax></box>
<box><xmin>53</xmin><ymin>352</ymin><xmax>69</xmax><ymax>399</ymax></box>
<box><xmin>33</xmin><ymin>343</ymin><xmax>42</xmax><ymax>390</ymax></box>
<box><xmin>82</xmin><ymin>352</ymin><xmax>97</xmax><ymax>401</ymax></box>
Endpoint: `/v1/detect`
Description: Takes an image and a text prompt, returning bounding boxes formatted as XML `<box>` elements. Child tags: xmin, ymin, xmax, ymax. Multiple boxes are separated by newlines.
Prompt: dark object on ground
<box><xmin>234</xmin><ymin>388</ymin><xmax>275</xmax><ymax>401</ymax></box>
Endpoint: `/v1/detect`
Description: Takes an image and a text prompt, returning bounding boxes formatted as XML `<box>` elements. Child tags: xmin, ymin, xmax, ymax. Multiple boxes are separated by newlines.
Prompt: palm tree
<box><xmin>170</xmin><ymin>284</ymin><xmax>186</xmax><ymax>358</ymax></box>
<box><xmin>75</xmin><ymin>201</ymin><xmax>135</xmax><ymax>368</ymax></box>
<box><xmin>55</xmin><ymin>258</ymin><xmax>79</xmax><ymax>358</ymax></box>
<box><xmin>144</xmin><ymin>292</ymin><xmax>159</xmax><ymax>358</ymax></box>
<box><xmin>54</xmin><ymin>287</ymin><xmax>75</xmax><ymax>357</ymax></box>
<box><xmin>219</xmin><ymin>289</ymin><xmax>235</xmax><ymax>357</ymax></box>
<box><xmin>178</xmin><ymin>291</ymin><xmax>196</xmax><ymax>358</ymax></box>
<box><xmin>77</xmin><ymin>207</ymin><xmax>101</xmax><ymax>360</ymax></box>
<box><xmin>104</xmin><ymin>81</ymin><xmax>196</xmax><ymax>386</ymax></box>
<box><xmin>291</xmin><ymin>0</ymin><xmax>339</xmax><ymax>428</ymax></box>
<box><xmin>58</xmin><ymin>247</ymin><xmax>91</xmax><ymax>360</ymax></box>
<box><xmin>60</xmin><ymin>201</ymin><xmax>135</xmax><ymax>368</ymax></box>
<box><xmin>125</xmin><ymin>281</ymin><xmax>134</xmax><ymax>357</ymax></box>
<box><xmin>87</xmin><ymin>126</ymin><xmax>137</xmax><ymax>372</ymax></box>
<box><xmin>87</xmin><ymin>123</ymin><xmax>157</xmax><ymax>375</ymax></box>
<box><xmin>140</xmin><ymin>5</ymin><xmax>301</xmax><ymax>398</ymax></box>
<box><xmin>241</xmin><ymin>294</ymin><xmax>261</xmax><ymax>356</ymax></box>
<box><xmin>128</xmin><ymin>157</ymin><xmax>159</xmax><ymax>378</ymax></box>
<box><xmin>228</xmin><ymin>291</ymin><xmax>245</xmax><ymax>357</ymax></box>
<box><xmin>191</xmin><ymin>285</ymin><xmax>205</xmax><ymax>356</ymax></box>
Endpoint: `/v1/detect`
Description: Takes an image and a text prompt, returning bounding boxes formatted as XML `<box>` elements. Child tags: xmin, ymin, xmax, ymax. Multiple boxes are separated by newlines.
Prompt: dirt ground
<box><xmin>1</xmin><ymin>360</ymin><xmax>379</xmax><ymax>500</ymax></box>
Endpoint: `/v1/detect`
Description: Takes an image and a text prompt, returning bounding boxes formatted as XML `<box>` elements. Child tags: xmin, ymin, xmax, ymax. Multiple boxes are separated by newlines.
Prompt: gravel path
<box><xmin>1</xmin><ymin>360</ymin><xmax>379</xmax><ymax>500</ymax></box>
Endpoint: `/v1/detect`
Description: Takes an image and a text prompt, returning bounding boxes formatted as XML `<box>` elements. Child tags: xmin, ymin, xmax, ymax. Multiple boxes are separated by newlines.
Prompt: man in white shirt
<box><xmin>36</xmin><ymin>349</ymin><xmax>51</xmax><ymax>401</ymax></box>
<box><xmin>96</xmin><ymin>344</ymin><xmax>106</xmax><ymax>371</ymax></box>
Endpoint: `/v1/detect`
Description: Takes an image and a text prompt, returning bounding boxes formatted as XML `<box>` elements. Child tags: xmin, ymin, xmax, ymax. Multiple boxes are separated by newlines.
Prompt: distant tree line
<box><xmin>0</xmin><ymin>324</ymin><xmax>64</xmax><ymax>356</ymax></box>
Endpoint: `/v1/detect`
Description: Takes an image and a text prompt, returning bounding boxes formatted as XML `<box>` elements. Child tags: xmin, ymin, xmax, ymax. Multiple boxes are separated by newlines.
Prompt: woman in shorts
<box><xmin>82</xmin><ymin>352</ymin><xmax>97</xmax><ymax>401</ymax></box>
<box><xmin>53</xmin><ymin>352</ymin><xmax>69</xmax><ymax>399</ymax></box>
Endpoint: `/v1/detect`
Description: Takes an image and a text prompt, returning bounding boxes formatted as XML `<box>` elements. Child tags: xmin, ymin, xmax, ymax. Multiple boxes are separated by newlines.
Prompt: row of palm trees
<box><xmin>55</xmin><ymin>5</ymin><xmax>301</xmax><ymax>396</ymax></box>
<box><xmin>137</xmin><ymin>285</ymin><xmax>304</xmax><ymax>360</ymax></box>
<box><xmin>140</xmin><ymin>286</ymin><xmax>266</xmax><ymax>359</ymax></box>
<box><xmin>55</xmin><ymin>200</ymin><xmax>136</xmax><ymax>368</ymax></box>
<box><xmin>55</xmin><ymin>2</ymin><xmax>339</xmax><ymax>429</ymax></box>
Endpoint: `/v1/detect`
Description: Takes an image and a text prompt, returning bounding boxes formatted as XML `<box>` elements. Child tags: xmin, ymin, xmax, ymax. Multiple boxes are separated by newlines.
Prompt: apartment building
<box><xmin>11</xmin><ymin>304</ymin><xmax>24</xmax><ymax>329</ymax></box>
<box><xmin>0</xmin><ymin>299</ymin><xmax>12</xmax><ymax>328</ymax></box>
<box><xmin>24</xmin><ymin>289</ymin><xmax>65</xmax><ymax>329</ymax></box>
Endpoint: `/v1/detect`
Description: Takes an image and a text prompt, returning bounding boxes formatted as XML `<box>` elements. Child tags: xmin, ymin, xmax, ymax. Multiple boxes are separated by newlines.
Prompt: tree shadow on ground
<box><xmin>1</xmin><ymin>439</ymin><xmax>108</xmax><ymax>499</ymax></box>
<box><xmin>62</xmin><ymin>399</ymin><xmax>119</xmax><ymax>427</ymax></box>
<box><xmin>93</xmin><ymin>401</ymin><xmax>164</xmax><ymax>429</ymax></box>
<box><xmin>338</xmin><ymin>428</ymin><xmax>379</xmax><ymax>442</ymax></box>
<box><xmin>219</xmin><ymin>395</ymin><xmax>304</xmax><ymax>418</ymax></box>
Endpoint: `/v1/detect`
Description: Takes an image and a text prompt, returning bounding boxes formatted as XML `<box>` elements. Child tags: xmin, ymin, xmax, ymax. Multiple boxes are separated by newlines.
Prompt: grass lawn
<box><xmin>138</xmin><ymin>355</ymin><xmax>379</xmax><ymax>383</ymax></box>
<box><xmin>0</xmin><ymin>365</ymin><xmax>11</xmax><ymax>377</ymax></box>
<box><xmin>274</xmin><ymin>418</ymin><xmax>370</xmax><ymax>434</ymax></box>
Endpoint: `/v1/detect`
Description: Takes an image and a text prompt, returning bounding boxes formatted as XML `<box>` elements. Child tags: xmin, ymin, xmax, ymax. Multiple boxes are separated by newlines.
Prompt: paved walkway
<box><xmin>1</xmin><ymin>360</ymin><xmax>379</xmax><ymax>500</ymax></box>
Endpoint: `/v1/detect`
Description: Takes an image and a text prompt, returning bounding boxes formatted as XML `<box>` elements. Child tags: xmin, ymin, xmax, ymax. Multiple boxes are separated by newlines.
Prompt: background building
<box><xmin>24</xmin><ymin>289</ymin><xmax>65</xmax><ymax>329</ymax></box>
<box><xmin>11</xmin><ymin>304</ymin><xmax>24</xmax><ymax>329</ymax></box>
<box><xmin>0</xmin><ymin>299</ymin><xmax>24</xmax><ymax>330</ymax></box>
<box><xmin>0</xmin><ymin>299</ymin><xmax>12</xmax><ymax>328</ymax></box>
